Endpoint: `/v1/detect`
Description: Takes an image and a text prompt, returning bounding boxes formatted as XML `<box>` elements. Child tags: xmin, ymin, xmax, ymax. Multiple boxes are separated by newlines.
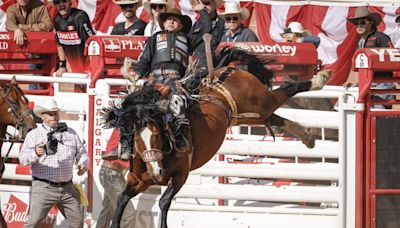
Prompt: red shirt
<box><xmin>105</xmin><ymin>128</ymin><xmax>129</xmax><ymax>168</ymax></box>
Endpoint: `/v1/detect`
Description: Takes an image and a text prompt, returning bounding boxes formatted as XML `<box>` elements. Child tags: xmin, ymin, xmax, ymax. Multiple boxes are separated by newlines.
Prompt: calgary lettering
<box><xmin>370</xmin><ymin>48</ymin><xmax>400</xmax><ymax>62</ymax></box>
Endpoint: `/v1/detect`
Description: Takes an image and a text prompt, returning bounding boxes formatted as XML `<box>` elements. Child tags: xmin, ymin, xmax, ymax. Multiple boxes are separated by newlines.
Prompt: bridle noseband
<box><xmin>0</xmin><ymin>84</ymin><xmax>33</xmax><ymax>141</ymax></box>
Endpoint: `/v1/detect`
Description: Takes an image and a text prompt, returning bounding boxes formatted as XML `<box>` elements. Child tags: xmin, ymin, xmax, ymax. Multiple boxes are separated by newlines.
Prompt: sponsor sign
<box><xmin>1</xmin><ymin>192</ymin><xmax>59</xmax><ymax>227</ymax></box>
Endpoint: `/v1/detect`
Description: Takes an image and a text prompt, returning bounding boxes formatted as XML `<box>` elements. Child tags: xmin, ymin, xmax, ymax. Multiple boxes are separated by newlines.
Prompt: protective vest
<box><xmin>151</xmin><ymin>32</ymin><xmax>189</xmax><ymax>68</ymax></box>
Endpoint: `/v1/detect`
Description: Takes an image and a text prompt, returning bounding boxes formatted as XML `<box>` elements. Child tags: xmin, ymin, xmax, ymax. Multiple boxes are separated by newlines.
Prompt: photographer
<box><xmin>281</xmin><ymin>22</ymin><xmax>320</xmax><ymax>48</ymax></box>
<box><xmin>19</xmin><ymin>99</ymin><xmax>88</xmax><ymax>228</ymax></box>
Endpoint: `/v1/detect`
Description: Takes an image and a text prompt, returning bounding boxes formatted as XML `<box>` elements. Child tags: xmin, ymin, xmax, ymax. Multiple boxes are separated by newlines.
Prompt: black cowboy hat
<box><xmin>347</xmin><ymin>7</ymin><xmax>382</xmax><ymax>26</ymax></box>
<box><xmin>159</xmin><ymin>8</ymin><xmax>192</xmax><ymax>33</ymax></box>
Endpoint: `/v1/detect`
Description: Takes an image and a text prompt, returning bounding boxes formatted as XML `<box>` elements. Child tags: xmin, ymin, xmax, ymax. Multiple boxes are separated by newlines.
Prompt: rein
<box><xmin>0</xmin><ymin>84</ymin><xmax>33</xmax><ymax>141</ymax></box>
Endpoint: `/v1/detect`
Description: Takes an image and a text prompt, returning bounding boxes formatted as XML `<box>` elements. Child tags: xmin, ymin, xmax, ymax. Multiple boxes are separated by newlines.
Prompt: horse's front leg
<box><xmin>110</xmin><ymin>172</ymin><xmax>151</xmax><ymax>228</ymax></box>
<box><xmin>159</xmin><ymin>172</ymin><xmax>189</xmax><ymax>228</ymax></box>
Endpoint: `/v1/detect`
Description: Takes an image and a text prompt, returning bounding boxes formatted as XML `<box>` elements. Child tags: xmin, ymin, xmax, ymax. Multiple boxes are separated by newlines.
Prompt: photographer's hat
<box><xmin>33</xmin><ymin>99</ymin><xmax>61</xmax><ymax>116</ymax></box>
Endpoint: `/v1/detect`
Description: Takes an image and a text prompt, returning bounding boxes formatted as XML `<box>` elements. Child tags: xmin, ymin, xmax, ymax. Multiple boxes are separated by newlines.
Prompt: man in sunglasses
<box><xmin>220</xmin><ymin>2</ymin><xmax>258</xmax><ymax>43</ymax></box>
<box><xmin>6</xmin><ymin>0</ymin><xmax>53</xmax><ymax>46</ymax></box>
<box><xmin>347</xmin><ymin>6</ymin><xmax>394</xmax><ymax>109</ymax></box>
<box><xmin>111</xmin><ymin>0</ymin><xmax>146</xmax><ymax>36</ymax></box>
<box><xmin>53</xmin><ymin>0</ymin><xmax>95</xmax><ymax>85</ymax></box>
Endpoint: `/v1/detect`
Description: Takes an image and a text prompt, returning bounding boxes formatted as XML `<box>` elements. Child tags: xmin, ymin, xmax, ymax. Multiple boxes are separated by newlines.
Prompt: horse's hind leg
<box><xmin>159</xmin><ymin>172</ymin><xmax>189</xmax><ymax>228</ymax></box>
<box><xmin>110</xmin><ymin>173</ymin><xmax>151</xmax><ymax>228</ymax></box>
<box><xmin>269</xmin><ymin>114</ymin><xmax>315</xmax><ymax>148</ymax></box>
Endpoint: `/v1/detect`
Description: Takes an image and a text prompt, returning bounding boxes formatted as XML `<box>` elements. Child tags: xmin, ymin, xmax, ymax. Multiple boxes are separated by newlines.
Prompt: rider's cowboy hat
<box><xmin>112</xmin><ymin>0</ymin><xmax>140</xmax><ymax>5</ymax></box>
<box><xmin>347</xmin><ymin>7</ymin><xmax>382</xmax><ymax>26</ymax></box>
<box><xmin>143</xmin><ymin>0</ymin><xmax>169</xmax><ymax>12</ymax></box>
<box><xmin>33</xmin><ymin>99</ymin><xmax>61</xmax><ymax>116</ymax></box>
<box><xmin>159</xmin><ymin>8</ymin><xmax>192</xmax><ymax>33</ymax></box>
<box><xmin>220</xmin><ymin>1</ymin><xmax>250</xmax><ymax>20</ymax></box>
<box><xmin>280</xmin><ymin>21</ymin><xmax>305</xmax><ymax>36</ymax></box>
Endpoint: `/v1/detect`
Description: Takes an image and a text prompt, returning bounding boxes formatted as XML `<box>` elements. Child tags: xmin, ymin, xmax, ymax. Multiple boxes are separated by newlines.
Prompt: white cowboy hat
<box><xmin>220</xmin><ymin>1</ymin><xmax>249</xmax><ymax>20</ymax></box>
<box><xmin>112</xmin><ymin>0</ymin><xmax>140</xmax><ymax>5</ymax></box>
<box><xmin>33</xmin><ymin>99</ymin><xmax>61</xmax><ymax>116</ymax></box>
<box><xmin>280</xmin><ymin>21</ymin><xmax>305</xmax><ymax>37</ymax></box>
<box><xmin>143</xmin><ymin>0</ymin><xmax>170</xmax><ymax>13</ymax></box>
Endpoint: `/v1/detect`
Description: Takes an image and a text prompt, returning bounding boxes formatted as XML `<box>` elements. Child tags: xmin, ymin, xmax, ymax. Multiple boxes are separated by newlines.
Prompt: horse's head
<box><xmin>105</xmin><ymin>86</ymin><xmax>171</xmax><ymax>183</ymax></box>
<box><xmin>0</xmin><ymin>77</ymin><xmax>36</xmax><ymax>140</ymax></box>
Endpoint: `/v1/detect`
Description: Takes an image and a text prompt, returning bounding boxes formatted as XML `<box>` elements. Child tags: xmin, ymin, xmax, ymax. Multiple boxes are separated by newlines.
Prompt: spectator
<box><xmin>190</xmin><ymin>0</ymin><xmax>224</xmax><ymax>68</ymax></box>
<box><xmin>143</xmin><ymin>0</ymin><xmax>169</xmax><ymax>37</ymax></box>
<box><xmin>6</xmin><ymin>0</ymin><xmax>53</xmax><ymax>46</ymax></box>
<box><xmin>19</xmin><ymin>99</ymin><xmax>88</xmax><ymax>228</ymax></box>
<box><xmin>347</xmin><ymin>6</ymin><xmax>394</xmax><ymax>109</ymax></box>
<box><xmin>6</xmin><ymin>0</ymin><xmax>53</xmax><ymax>90</ymax></box>
<box><xmin>52</xmin><ymin>0</ymin><xmax>95</xmax><ymax>80</ymax></box>
<box><xmin>96</xmin><ymin>128</ymin><xmax>135</xmax><ymax>228</ymax></box>
<box><xmin>111</xmin><ymin>0</ymin><xmax>147</xmax><ymax>36</ymax></box>
<box><xmin>120</xmin><ymin>7</ymin><xmax>208</xmax><ymax>161</ymax></box>
<box><xmin>281</xmin><ymin>22</ymin><xmax>320</xmax><ymax>48</ymax></box>
<box><xmin>220</xmin><ymin>2</ymin><xmax>258</xmax><ymax>42</ymax></box>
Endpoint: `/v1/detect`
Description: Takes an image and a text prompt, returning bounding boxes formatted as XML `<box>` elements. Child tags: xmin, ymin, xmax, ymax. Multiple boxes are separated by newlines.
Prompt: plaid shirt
<box><xmin>19</xmin><ymin>123</ymin><xmax>88</xmax><ymax>183</ymax></box>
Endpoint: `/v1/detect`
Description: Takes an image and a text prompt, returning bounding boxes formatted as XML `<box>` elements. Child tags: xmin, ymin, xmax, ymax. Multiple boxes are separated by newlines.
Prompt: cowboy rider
<box><xmin>118</xmin><ymin>6</ymin><xmax>210</xmax><ymax>161</ymax></box>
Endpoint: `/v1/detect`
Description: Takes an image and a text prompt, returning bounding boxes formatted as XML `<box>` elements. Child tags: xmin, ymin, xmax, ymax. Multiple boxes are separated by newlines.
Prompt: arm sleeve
<box><xmin>301</xmin><ymin>35</ymin><xmax>321</xmax><ymax>48</ymax></box>
<box><xmin>72</xmin><ymin>130</ymin><xmax>88</xmax><ymax>167</ymax></box>
<box><xmin>188</xmin><ymin>9</ymin><xmax>211</xmax><ymax>52</ymax></box>
<box><xmin>244</xmin><ymin>29</ymin><xmax>259</xmax><ymax>42</ymax></box>
<box><xmin>76</xmin><ymin>11</ymin><xmax>95</xmax><ymax>44</ymax></box>
<box><xmin>5</xmin><ymin>6</ymin><xmax>20</xmax><ymax>32</ymax></box>
<box><xmin>19</xmin><ymin>131</ymin><xmax>40</xmax><ymax>166</ymax></box>
<box><xmin>30</xmin><ymin>5</ymin><xmax>53</xmax><ymax>32</ymax></box>
<box><xmin>378</xmin><ymin>34</ymin><xmax>393</xmax><ymax>48</ymax></box>
<box><xmin>135</xmin><ymin>37</ymin><xmax>154</xmax><ymax>77</ymax></box>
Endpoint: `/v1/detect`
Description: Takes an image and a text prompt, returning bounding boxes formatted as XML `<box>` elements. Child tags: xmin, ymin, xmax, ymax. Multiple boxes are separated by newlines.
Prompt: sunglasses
<box><xmin>225</xmin><ymin>16</ymin><xmax>239</xmax><ymax>22</ymax></box>
<box><xmin>53</xmin><ymin>0</ymin><xmax>68</xmax><ymax>4</ymax></box>
<box><xmin>151</xmin><ymin>4</ymin><xmax>165</xmax><ymax>10</ymax></box>
<box><xmin>356</xmin><ymin>20</ymin><xmax>370</xmax><ymax>26</ymax></box>
<box><xmin>120</xmin><ymin>3</ymin><xmax>137</xmax><ymax>9</ymax></box>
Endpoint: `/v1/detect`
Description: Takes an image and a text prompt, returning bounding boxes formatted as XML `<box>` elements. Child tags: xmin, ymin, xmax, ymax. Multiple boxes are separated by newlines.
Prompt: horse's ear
<box><xmin>10</xmin><ymin>76</ymin><xmax>17</xmax><ymax>85</ymax></box>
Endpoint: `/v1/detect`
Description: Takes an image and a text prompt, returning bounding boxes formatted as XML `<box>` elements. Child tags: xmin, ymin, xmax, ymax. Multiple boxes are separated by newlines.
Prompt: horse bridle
<box><xmin>0</xmin><ymin>84</ymin><xmax>33</xmax><ymax>142</ymax></box>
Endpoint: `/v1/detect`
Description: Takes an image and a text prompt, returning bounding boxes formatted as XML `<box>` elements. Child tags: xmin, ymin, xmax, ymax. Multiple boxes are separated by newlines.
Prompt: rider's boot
<box><xmin>119</xmin><ymin>128</ymin><xmax>135</xmax><ymax>161</ymax></box>
<box><xmin>172</xmin><ymin>118</ymin><xmax>193</xmax><ymax>157</ymax></box>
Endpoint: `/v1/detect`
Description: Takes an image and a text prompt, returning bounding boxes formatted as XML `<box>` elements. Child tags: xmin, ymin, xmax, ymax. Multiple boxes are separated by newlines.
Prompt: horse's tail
<box><xmin>216</xmin><ymin>48</ymin><xmax>274</xmax><ymax>89</ymax></box>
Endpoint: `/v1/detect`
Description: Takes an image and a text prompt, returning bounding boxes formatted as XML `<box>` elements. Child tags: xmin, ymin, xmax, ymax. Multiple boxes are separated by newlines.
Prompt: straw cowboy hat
<box><xmin>159</xmin><ymin>8</ymin><xmax>192</xmax><ymax>33</ymax></box>
<box><xmin>220</xmin><ymin>1</ymin><xmax>249</xmax><ymax>20</ymax></box>
<box><xmin>347</xmin><ymin>6</ymin><xmax>382</xmax><ymax>26</ymax></box>
<box><xmin>143</xmin><ymin>0</ymin><xmax>169</xmax><ymax>12</ymax></box>
<box><xmin>112</xmin><ymin>0</ymin><xmax>140</xmax><ymax>5</ymax></box>
<box><xmin>33</xmin><ymin>99</ymin><xmax>61</xmax><ymax>116</ymax></box>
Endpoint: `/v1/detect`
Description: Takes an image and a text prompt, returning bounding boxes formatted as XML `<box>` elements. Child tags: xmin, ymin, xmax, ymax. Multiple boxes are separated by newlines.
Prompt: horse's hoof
<box><xmin>310</xmin><ymin>70</ymin><xmax>332</xmax><ymax>90</ymax></box>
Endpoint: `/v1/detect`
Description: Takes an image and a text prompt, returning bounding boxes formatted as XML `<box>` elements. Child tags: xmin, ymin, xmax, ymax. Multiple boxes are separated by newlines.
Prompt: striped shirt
<box><xmin>19</xmin><ymin>123</ymin><xmax>88</xmax><ymax>183</ymax></box>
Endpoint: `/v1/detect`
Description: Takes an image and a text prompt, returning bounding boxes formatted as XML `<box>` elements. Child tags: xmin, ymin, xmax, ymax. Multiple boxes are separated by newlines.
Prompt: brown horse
<box><xmin>103</xmin><ymin>50</ymin><xmax>330</xmax><ymax>228</ymax></box>
<box><xmin>0</xmin><ymin>77</ymin><xmax>36</xmax><ymax>175</ymax></box>
<box><xmin>0</xmin><ymin>77</ymin><xmax>36</xmax><ymax>228</ymax></box>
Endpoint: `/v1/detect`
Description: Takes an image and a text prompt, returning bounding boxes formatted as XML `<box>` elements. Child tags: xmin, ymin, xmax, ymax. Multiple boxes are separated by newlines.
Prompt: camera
<box><xmin>45</xmin><ymin>122</ymin><xmax>68</xmax><ymax>155</ymax></box>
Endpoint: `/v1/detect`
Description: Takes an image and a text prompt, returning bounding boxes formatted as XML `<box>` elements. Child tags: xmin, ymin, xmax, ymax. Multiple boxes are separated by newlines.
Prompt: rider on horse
<box><xmin>120</xmin><ymin>7</ymin><xmax>210</xmax><ymax>161</ymax></box>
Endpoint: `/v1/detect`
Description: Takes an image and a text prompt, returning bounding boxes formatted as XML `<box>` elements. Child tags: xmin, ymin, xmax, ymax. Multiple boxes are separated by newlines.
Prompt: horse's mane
<box><xmin>102</xmin><ymin>86</ymin><xmax>166</xmax><ymax>131</ymax></box>
<box><xmin>216</xmin><ymin>48</ymin><xmax>274</xmax><ymax>89</ymax></box>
